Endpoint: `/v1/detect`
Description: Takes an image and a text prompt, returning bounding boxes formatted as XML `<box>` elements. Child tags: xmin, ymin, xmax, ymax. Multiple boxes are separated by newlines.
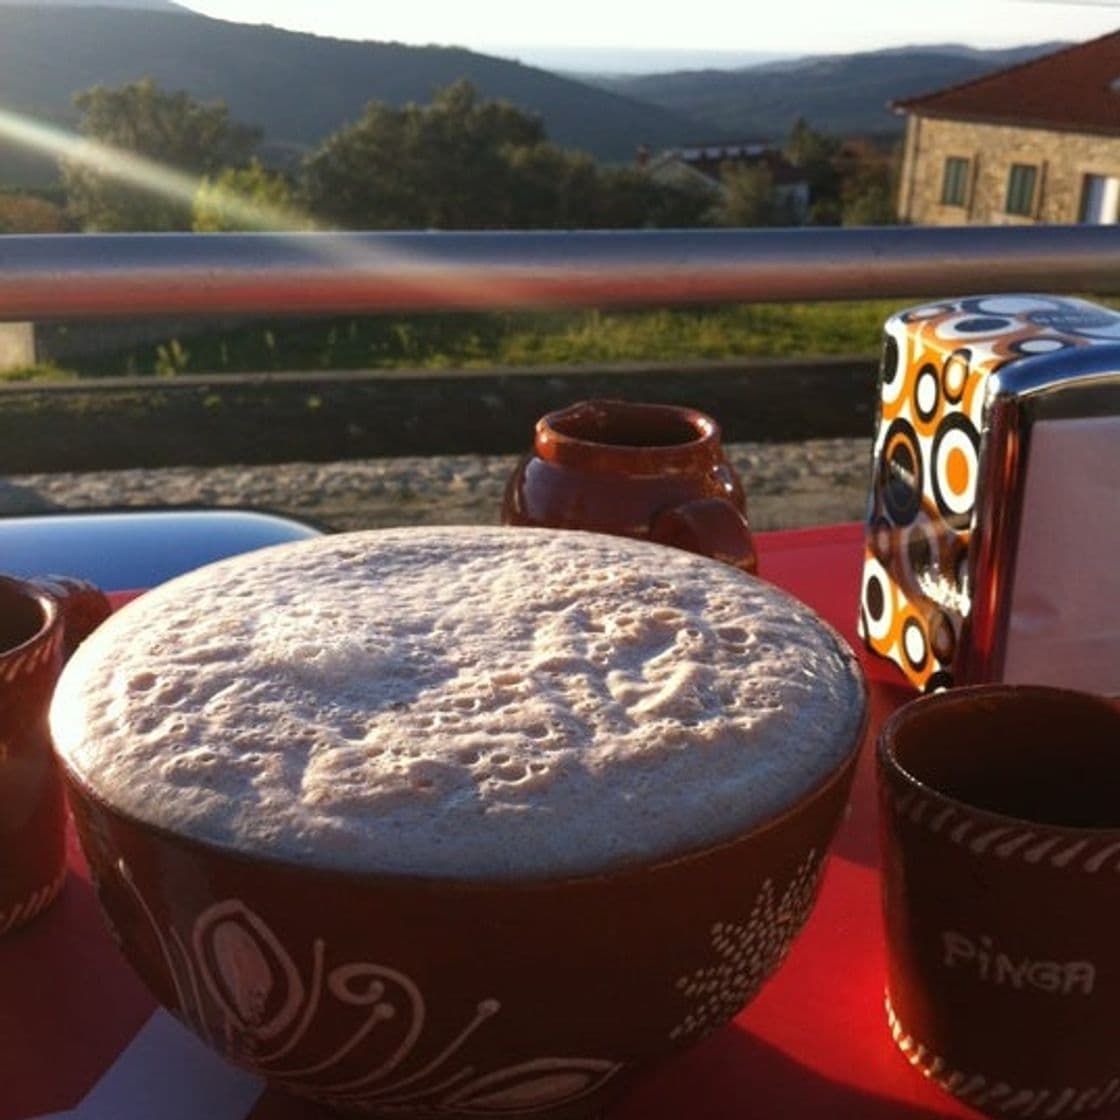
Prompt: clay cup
<box><xmin>879</xmin><ymin>685</ymin><xmax>1120</xmax><ymax>1118</ymax></box>
<box><xmin>502</xmin><ymin>400</ymin><xmax>758</xmax><ymax>574</ymax></box>
<box><xmin>0</xmin><ymin>574</ymin><xmax>110</xmax><ymax>935</ymax></box>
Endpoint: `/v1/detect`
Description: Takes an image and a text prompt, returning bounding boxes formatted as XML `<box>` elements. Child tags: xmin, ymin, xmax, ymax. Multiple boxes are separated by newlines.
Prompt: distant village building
<box><xmin>893</xmin><ymin>31</ymin><xmax>1120</xmax><ymax>226</ymax></box>
<box><xmin>637</xmin><ymin>140</ymin><xmax>811</xmax><ymax>222</ymax></box>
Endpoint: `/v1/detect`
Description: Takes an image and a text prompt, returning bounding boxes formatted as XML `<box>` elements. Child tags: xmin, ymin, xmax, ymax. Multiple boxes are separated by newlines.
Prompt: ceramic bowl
<box><xmin>61</xmin><ymin>710</ymin><xmax>864</xmax><ymax>1119</ymax></box>
<box><xmin>53</xmin><ymin>525</ymin><xmax>867</xmax><ymax>1118</ymax></box>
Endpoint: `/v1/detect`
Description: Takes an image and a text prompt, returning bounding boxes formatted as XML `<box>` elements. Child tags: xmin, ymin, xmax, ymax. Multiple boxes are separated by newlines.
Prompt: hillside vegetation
<box><xmin>0</xmin><ymin>5</ymin><xmax>1066</xmax><ymax>191</ymax></box>
<box><xmin>592</xmin><ymin>42</ymin><xmax>1064</xmax><ymax>138</ymax></box>
<box><xmin>0</xmin><ymin>5</ymin><xmax>700</xmax><ymax>186</ymax></box>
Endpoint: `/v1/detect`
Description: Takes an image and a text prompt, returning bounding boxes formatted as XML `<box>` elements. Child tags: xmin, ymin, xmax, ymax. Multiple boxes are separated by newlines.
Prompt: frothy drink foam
<box><xmin>51</xmin><ymin>528</ymin><xmax>865</xmax><ymax>879</ymax></box>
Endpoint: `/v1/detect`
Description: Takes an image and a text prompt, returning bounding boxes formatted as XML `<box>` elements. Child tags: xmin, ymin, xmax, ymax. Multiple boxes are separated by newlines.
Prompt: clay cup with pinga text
<box><xmin>879</xmin><ymin>685</ymin><xmax>1120</xmax><ymax>1118</ymax></box>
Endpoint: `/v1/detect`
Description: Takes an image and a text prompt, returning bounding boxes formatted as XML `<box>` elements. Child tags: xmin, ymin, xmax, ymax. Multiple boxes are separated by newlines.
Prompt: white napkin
<box><xmin>1002</xmin><ymin>415</ymin><xmax>1120</xmax><ymax>695</ymax></box>
<box><xmin>37</xmin><ymin>1009</ymin><xmax>263</xmax><ymax>1120</ymax></box>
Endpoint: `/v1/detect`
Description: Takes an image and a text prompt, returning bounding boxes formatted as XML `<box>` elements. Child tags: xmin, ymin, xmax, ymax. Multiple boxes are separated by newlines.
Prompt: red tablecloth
<box><xmin>0</xmin><ymin>524</ymin><xmax>983</xmax><ymax>1120</ymax></box>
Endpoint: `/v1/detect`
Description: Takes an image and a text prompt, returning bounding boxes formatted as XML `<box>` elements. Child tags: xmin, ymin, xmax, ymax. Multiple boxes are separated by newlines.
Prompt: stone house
<box><xmin>893</xmin><ymin>30</ymin><xmax>1120</xmax><ymax>226</ymax></box>
<box><xmin>638</xmin><ymin>140</ymin><xmax>811</xmax><ymax>222</ymax></box>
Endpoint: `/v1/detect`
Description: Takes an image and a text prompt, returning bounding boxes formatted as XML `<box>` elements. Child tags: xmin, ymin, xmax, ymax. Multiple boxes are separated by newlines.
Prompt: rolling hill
<box><xmin>0</xmin><ymin>4</ymin><xmax>1073</xmax><ymax>191</ymax></box>
<box><xmin>591</xmin><ymin>42</ymin><xmax>1066</xmax><ymax>140</ymax></box>
<box><xmin>0</xmin><ymin>5</ymin><xmax>702</xmax><ymax>186</ymax></box>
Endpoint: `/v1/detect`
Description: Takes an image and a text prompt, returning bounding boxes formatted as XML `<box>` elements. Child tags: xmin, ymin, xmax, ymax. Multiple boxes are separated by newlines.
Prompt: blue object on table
<box><xmin>0</xmin><ymin>509</ymin><xmax>325</xmax><ymax>591</ymax></box>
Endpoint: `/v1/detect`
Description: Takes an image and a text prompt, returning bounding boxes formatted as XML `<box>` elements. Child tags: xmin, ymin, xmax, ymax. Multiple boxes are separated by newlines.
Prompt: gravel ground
<box><xmin>0</xmin><ymin>437</ymin><xmax>873</xmax><ymax>533</ymax></box>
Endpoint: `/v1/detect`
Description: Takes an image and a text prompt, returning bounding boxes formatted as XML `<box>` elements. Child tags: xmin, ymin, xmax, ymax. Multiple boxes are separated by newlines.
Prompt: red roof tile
<box><xmin>893</xmin><ymin>30</ymin><xmax>1120</xmax><ymax>136</ymax></box>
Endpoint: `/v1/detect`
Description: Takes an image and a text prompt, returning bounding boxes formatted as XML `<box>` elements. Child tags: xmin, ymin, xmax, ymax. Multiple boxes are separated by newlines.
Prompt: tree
<box><xmin>784</xmin><ymin>117</ymin><xmax>842</xmax><ymax>225</ymax></box>
<box><xmin>593</xmin><ymin>167</ymin><xmax>714</xmax><ymax>229</ymax></box>
<box><xmin>192</xmin><ymin>159</ymin><xmax>301</xmax><ymax>231</ymax></box>
<box><xmin>786</xmin><ymin>117</ymin><xmax>838</xmax><ymax>170</ymax></box>
<box><xmin>841</xmin><ymin>166</ymin><xmax>898</xmax><ymax>226</ymax></box>
<box><xmin>301</xmin><ymin>80</ymin><xmax>547</xmax><ymax>230</ymax></box>
<box><xmin>301</xmin><ymin>80</ymin><xmax>714</xmax><ymax>232</ymax></box>
<box><xmin>715</xmin><ymin>165</ymin><xmax>784</xmax><ymax>227</ymax></box>
<box><xmin>498</xmin><ymin>143</ymin><xmax>601</xmax><ymax>227</ymax></box>
<box><xmin>0</xmin><ymin>191</ymin><xmax>69</xmax><ymax>233</ymax></box>
<box><xmin>839</xmin><ymin>147</ymin><xmax>901</xmax><ymax>226</ymax></box>
<box><xmin>63</xmin><ymin>77</ymin><xmax>260</xmax><ymax>231</ymax></box>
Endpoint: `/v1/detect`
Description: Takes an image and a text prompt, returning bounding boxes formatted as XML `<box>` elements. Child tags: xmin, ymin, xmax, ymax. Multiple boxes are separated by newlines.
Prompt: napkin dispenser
<box><xmin>858</xmin><ymin>295</ymin><xmax>1120</xmax><ymax>695</ymax></box>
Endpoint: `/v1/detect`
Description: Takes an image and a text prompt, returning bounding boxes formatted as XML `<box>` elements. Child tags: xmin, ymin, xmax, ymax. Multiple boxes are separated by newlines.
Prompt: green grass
<box><xmin>51</xmin><ymin>301</ymin><xmax>896</xmax><ymax>380</ymax></box>
<box><xmin>23</xmin><ymin>295</ymin><xmax>1120</xmax><ymax>380</ymax></box>
<box><xmin>0</xmin><ymin>362</ymin><xmax>77</xmax><ymax>383</ymax></box>
<box><xmin>488</xmin><ymin>303</ymin><xmax>896</xmax><ymax>366</ymax></box>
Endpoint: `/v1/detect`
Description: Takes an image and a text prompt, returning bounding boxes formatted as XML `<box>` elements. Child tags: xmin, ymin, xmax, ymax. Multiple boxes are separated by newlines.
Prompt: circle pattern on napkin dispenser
<box><xmin>858</xmin><ymin>295</ymin><xmax>1120</xmax><ymax>692</ymax></box>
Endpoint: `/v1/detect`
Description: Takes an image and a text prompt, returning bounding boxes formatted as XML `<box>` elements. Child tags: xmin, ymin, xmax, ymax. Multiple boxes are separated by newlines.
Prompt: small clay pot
<box><xmin>878</xmin><ymin>685</ymin><xmax>1120</xmax><ymax>1118</ymax></box>
<box><xmin>62</xmin><ymin>726</ymin><xmax>863</xmax><ymax>1119</ymax></box>
<box><xmin>502</xmin><ymin>400</ymin><xmax>757</xmax><ymax>574</ymax></box>
<box><xmin>0</xmin><ymin>575</ymin><xmax>110</xmax><ymax>936</ymax></box>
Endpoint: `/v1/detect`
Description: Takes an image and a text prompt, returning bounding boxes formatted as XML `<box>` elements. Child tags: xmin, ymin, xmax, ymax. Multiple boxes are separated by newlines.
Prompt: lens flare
<box><xmin>0</xmin><ymin>106</ymin><xmax>541</xmax><ymax>311</ymax></box>
<box><xmin>0</xmin><ymin>106</ymin><xmax>314</xmax><ymax>233</ymax></box>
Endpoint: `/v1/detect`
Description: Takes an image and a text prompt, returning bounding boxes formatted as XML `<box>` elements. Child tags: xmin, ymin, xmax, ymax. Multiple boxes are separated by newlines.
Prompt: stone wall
<box><xmin>897</xmin><ymin>114</ymin><xmax>1120</xmax><ymax>226</ymax></box>
<box><xmin>0</xmin><ymin>357</ymin><xmax>878</xmax><ymax>474</ymax></box>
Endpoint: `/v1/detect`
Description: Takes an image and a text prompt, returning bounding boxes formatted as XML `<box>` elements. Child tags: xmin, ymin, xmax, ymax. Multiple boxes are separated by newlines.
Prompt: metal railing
<box><xmin>1</xmin><ymin>225</ymin><xmax>1119</xmax><ymax>321</ymax></box>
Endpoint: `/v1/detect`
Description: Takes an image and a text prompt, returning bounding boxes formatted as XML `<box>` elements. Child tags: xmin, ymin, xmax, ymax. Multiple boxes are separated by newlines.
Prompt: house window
<box><xmin>1005</xmin><ymin>164</ymin><xmax>1038</xmax><ymax>217</ymax></box>
<box><xmin>1078</xmin><ymin>174</ymin><xmax>1120</xmax><ymax>224</ymax></box>
<box><xmin>941</xmin><ymin>157</ymin><xmax>970</xmax><ymax>206</ymax></box>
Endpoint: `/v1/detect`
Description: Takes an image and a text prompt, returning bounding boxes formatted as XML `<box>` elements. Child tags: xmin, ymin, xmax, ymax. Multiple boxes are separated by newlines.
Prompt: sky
<box><xmin>174</xmin><ymin>0</ymin><xmax>1120</xmax><ymax>63</ymax></box>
